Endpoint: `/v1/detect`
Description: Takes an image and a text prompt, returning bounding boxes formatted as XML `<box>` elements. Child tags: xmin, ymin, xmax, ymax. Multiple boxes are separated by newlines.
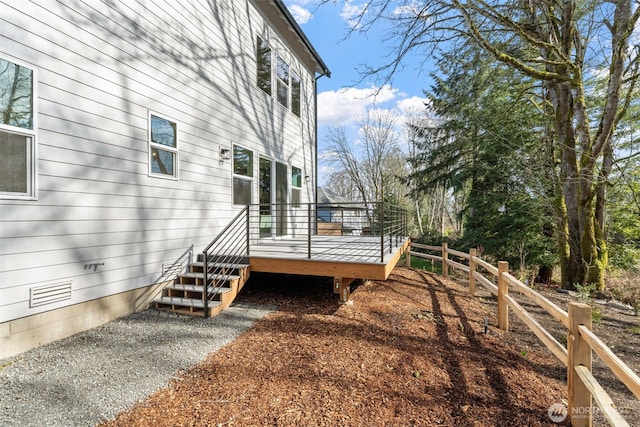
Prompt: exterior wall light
<box><xmin>219</xmin><ymin>147</ymin><xmax>231</xmax><ymax>164</ymax></box>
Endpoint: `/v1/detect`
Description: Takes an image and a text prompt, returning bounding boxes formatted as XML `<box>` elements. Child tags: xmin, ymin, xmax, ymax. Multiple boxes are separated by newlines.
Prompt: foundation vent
<box><xmin>30</xmin><ymin>281</ymin><xmax>72</xmax><ymax>308</ymax></box>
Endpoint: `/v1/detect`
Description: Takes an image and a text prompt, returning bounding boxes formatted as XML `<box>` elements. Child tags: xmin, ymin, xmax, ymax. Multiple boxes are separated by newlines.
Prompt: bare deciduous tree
<box><xmin>323</xmin><ymin>109</ymin><xmax>405</xmax><ymax>210</ymax></box>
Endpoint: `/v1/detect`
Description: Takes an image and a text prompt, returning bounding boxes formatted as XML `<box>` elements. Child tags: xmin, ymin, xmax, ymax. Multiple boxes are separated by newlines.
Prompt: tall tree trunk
<box><xmin>551</xmin><ymin>81</ymin><xmax>583</xmax><ymax>287</ymax></box>
<box><xmin>554</xmin><ymin>190</ymin><xmax>572</xmax><ymax>289</ymax></box>
<box><xmin>414</xmin><ymin>198</ymin><xmax>424</xmax><ymax>235</ymax></box>
<box><xmin>594</xmin><ymin>143</ymin><xmax>613</xmax><ymax>286</ymax></box>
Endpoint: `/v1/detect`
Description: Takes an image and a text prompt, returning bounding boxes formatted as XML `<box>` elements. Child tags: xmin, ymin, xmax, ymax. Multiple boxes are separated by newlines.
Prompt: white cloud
<box><xmin>393</xmin><ymin>2</ymin><xmax>420</xmax><ymax>17</ymax></box>
<box><xmin>341</xmin><ymin>1</ymin><xmax>369</xmax><ymax>29</ymax></box>
<box><xmin>288</xmin><ymin>4</ymin><xmax>313</xmax><ymax>24</ymax></box>
<box><xmin>397</xmin><ymin>96</ymin><xmax>429</xmax><ymax>115</ymax></box>
<box><xmin>318</xmin><ymin>88</ymin><xmax>430</xmax><ymax>156</ymax></box>
<box><xmin>317</xmin><ymin>84</ymin><xmax>399</xmax><ymax>126</ymax></box>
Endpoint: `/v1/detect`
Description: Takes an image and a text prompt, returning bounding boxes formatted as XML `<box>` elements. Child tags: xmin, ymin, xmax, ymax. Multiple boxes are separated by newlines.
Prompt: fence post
<box><xmin>442</xmin><ymin>242</ymin><xmax>448</xmax><ymax>279</ymax></box>
<box><xmin>568</xmin><ymin>302</ymin><xmax>592</xmax><ymax>427</ymax></box>
<box><xmin>405</xmin><ymin>239</ymin><xmax>411</xmax><ymax>268</ymax></box>
<box><xmin>497</xmin><ymin>261</ymin><xmax>509</xmax><ymax>331</ymax></box>
<box><xmin>469</xmin><ymin>248</ymin><xmax>477</xmax><ymax>295</ymax></box>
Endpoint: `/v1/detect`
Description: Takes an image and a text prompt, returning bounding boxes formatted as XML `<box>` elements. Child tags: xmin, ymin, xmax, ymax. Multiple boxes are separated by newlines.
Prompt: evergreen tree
<box><xmin>409</xmin><ymin>43</ymin><xmax>555</xmax><ymax>274</ymax></box>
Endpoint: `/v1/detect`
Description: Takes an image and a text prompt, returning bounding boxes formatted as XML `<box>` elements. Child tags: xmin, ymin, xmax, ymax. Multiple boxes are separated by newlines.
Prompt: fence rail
<box><xmin>406</xmin><ymin>241</ymin><xmax>640</xmax><ymax>427</ymax></box>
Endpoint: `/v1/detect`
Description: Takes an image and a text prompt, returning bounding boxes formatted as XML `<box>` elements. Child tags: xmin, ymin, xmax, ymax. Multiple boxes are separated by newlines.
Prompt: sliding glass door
<box><xmin>259</xmin><ymin>158</ymin><xmax>288</xmax><ymax>237</ymax></box>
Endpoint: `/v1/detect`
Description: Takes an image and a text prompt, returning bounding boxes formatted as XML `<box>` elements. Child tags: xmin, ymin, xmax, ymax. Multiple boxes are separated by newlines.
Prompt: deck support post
<box><xmin>335</xmin><ymin>277</ymin><xmax>355</xmax><ymax>304</ymax></box>
<box><xmin>405</xmin><ymin>240</ymin><xmax>411</xmax><ymax>268</ymax></box>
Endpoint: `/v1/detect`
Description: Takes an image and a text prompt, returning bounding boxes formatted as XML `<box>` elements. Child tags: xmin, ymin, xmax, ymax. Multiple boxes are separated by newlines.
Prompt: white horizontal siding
<box><xmin>1</xmin><ymin>237</ymin><xmax>199</xmax><ymax>280</ymax></box>
<box><xmin>3</xmin><ymin>227</ymin><xmax>208</xmax><ymax>256</ymax></box>
<box><xmin>0</xmin><ymin>216</ymin><xmax>217</xmax><ymax>242</ymax></box>
<box><xmin>0</xmin><ymin>0</ymin><xmax>318</xmax><ymax>323</ymax></box>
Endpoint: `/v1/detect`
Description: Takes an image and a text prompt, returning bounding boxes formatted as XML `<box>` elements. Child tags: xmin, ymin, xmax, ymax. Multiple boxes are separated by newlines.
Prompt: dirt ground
<box><xmin>100</xmin><ymin>267</ymin><xmax>639</xmax><ymax>426</ymax></box>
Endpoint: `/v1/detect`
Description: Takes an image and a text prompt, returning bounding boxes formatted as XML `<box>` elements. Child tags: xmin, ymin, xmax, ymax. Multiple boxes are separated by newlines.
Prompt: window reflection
<box><xmin>0</xmin><ymin>58</ymin><xmax>33</xmax><ymax>130</ymax></box>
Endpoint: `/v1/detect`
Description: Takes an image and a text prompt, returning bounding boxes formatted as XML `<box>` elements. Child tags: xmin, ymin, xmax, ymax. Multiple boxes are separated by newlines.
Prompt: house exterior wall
<box><xmin>0</xmin><ymin>0</ymin><xmax>322</xmax><ymax>359</ymax></box>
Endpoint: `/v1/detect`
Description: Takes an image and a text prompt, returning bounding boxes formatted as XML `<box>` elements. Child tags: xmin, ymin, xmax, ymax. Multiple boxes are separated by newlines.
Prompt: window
<box><xmin>149</xmin><ymin>114</ymin><xmax>178</xmax><ymax>178</ymax></box>
<box><xmin>233</xmin><ymin>145</ymin><xmax>253</xmax><ymax>205</ymax></box>
<box><xmin>0</xmin><ymin>57</ymin><xmax>36</xmax><ymax>199</ymax></box>
<box><xmin>291</xmin><ymin>73</ymin><xmax>301</xmax><ymax>117</ymax></box>
<box><xmin>256</xmin><ymin>37</ymin><xmax>272</xmax><ymax>95</ymax></box>
<box><xmin>257</xmin><ymin>37</ymin><xmax>302</xmax><ymax>116</ymax></box>
<box><xmin>276</xmin><ymin>56</ymin><xmax>289</xmax><ymax>108</ymax></box>
<box><xmin>291</xmin><ymin>166</ymin><xmax>302</xmax><ymax>207</ymax></box>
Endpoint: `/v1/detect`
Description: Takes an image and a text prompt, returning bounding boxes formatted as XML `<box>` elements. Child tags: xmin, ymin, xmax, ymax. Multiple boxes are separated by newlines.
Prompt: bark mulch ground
<box><xmin>100</xmin><ymin>267</ymin><xmax>578</xmax><ymax>426</ymax></box>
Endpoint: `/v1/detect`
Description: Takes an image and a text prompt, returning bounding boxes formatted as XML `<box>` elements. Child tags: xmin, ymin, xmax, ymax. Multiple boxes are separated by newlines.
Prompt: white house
<box><xmin>0</xmin><ymin>0</ymin><xmax>329</xmax><ymax>359</ymax></box>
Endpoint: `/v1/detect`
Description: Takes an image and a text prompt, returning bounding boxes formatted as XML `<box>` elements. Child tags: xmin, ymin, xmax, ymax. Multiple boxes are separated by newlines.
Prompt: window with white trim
<box><xmin>291</xmin><ymin>72</ymin><xmax>301</xmax><ymax>117</ymax></box>
<box><xmin>149</xmin><ymin>114</ymin><xmax>178</xmax><ymax>178</ymax></box>
<box><xmin>0</xmin><ymin>57</ymin><xmax>36</xmax><ymax>199</ymax></box>
<box><xmin>256</xmin><ymin>37</ymin><xmax>303</xmax><ymax>117</ymax></box>
<box><xmin>233</xmin><ymin>145</ymin><xmax>253</xmax><ymax>205</ymax></box>
<box><xmin>291</xmin><ymin>166</ymin><xmax>302</xmax><ymax>207</ymax></box>
<box><xmin>256</xmin><ymin>36</ymin><xmax>272</xmax><ymax>95</ymax></box>
<box><xmin>276</xmin><ymin>56</ymin><xmax>290</xmax><ymax>108</ymax></box>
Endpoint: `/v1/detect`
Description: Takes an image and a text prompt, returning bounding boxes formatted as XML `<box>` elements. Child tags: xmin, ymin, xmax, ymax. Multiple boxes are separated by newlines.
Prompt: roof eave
<box><xmin>272</xmin><ymin>0</ymin><xmax>331</xmax><ymax>77</ymax></box>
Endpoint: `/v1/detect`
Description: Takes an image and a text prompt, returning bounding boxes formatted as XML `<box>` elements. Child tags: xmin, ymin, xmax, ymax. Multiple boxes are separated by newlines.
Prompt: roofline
<box><xmin>272</xmin><ymin>0</ymin><xmax>331</xmax><ymax>78</ymax></box>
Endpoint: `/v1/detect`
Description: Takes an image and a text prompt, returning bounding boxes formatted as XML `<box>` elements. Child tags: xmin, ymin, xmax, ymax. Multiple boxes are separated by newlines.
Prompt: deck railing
<box><xmin>247</xmin><ymin>201</ymin><xmax>408</xmax><ymax>263</ymax></box>
<box><xmin>406</xmin><ymin>242</ymin><xmax>640</xmax><ymax>427</ymax></box>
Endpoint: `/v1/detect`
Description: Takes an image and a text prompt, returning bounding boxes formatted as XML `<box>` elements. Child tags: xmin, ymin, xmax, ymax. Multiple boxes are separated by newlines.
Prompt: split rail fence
<box><xmin>406</xmin><ymin>242</ymin><xmax>640</xmax><ymax>427</ymax></box>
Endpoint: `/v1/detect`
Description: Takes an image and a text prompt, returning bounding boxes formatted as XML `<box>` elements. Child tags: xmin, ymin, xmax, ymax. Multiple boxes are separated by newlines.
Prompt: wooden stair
<box><xmin>154</xmin><ymin>256</ymin><xmax>250</xmax><ymax>318</ymax></box>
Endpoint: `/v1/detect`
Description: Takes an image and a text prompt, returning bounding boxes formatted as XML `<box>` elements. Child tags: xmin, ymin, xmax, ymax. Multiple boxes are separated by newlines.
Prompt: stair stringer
<box><xmin>205</xmin><ymin>266</ymin><xmax>250</xmax><ymax>317</ymax></box>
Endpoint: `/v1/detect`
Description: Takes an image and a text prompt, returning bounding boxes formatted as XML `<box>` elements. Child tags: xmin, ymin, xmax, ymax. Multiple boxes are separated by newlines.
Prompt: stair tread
<box><xmin>167</xmin><ymin>284</ymin><xmax>232</xmax><ymax>294</ymax></box>
<box><xmin>191</xmin><ymin>262</ymin><xmax>250</xmax><ymax>269</ymax></box>
<box><xmin>180</xmin><ymin>272</ymin><xmax>241</xmax><ymax>280</ymax></box>
<box><xmin>155</xmin><ymin>296</ymin><xmax>221</xmax><ymax>307</ymax></box>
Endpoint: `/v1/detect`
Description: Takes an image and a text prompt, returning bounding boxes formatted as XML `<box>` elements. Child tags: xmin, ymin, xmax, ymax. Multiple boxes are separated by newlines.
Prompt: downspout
<box><xmin>314</xmin><ymin>71</ymin><xmax>329</xmax><ymax>206</ymax></box>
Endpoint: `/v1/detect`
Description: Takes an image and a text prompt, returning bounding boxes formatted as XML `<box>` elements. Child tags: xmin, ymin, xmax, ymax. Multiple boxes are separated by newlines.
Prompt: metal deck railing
<box><xmin>201</xmin><ymin>207</ymin><xmax>250</xmax><ymax>314</ymax></box>
<box><xmin>199</xmin><ymin>202</ymin><xmax>408</xmax><ymax>313</ymax></box>
<box><xmin>247</xmin><ymin>201</ymin><xmax>408</xmax><ymax>263</ymax></box>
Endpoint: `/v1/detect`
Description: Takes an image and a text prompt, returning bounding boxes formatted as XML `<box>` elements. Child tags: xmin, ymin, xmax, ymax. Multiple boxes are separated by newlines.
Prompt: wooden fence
<box><xmin>406</xmin><ymin>242</ymin><xmax>640</xmax><ymax>427</ymax></box>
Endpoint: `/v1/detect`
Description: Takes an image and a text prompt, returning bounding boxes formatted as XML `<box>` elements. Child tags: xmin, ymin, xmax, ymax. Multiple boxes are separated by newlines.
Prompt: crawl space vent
<box><xmin>30</xmin><ymin>281</ymin><xmax>72</xmax><ymax>308</ymax></box>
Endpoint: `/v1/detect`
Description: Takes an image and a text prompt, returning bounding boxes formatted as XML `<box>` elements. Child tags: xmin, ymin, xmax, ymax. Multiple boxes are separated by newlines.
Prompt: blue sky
<box><xmin>282</xmin><ymin>1</ymin><xmax>436</xmax><ymax>184</ymax></box>
<box><xmin>283</xmin><ymin>1</ymin><xmax>433</xmax><ymax>134</ymax></box>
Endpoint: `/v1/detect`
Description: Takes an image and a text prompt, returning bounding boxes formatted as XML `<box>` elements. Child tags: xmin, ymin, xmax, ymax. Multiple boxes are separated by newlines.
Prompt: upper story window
<box><xmin>257</xmin><ymin>36</ymin><xmax>272</xmax><ymax>96</ymax></box>
<box><xmin>291</xmin><ymin>73</ymin><xmax>301</xmax><ymax>117</ymax></box>
<box><xmin>149</xmin><ymin>113</ymin><xmax>178</xmax><ymax>179</ymax></box>
<box><xmin>256</xmin><ymin>36</ymin><xmax>302</xmax><ymax>117</ymax></box>
<box><xmin>233</xmin><ymin>144</ymin><xmax>253</xmax><ymax>205</ymax></box>
<box><xmin>0</xmin><ymin>57</ymin><xmax>36</xmax><ymax>199</ymax></box>
<box><xmin>276</xmin><ymin>56</ymin><xmax>290</xmax><ymax>108</ymax></box>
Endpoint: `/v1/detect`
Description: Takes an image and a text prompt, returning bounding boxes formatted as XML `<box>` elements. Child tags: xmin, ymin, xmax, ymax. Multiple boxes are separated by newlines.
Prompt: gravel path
<box><xmin>0</xmin><ymin>302</ymin><xmax>274</xmax><ymax>427</ymax></box>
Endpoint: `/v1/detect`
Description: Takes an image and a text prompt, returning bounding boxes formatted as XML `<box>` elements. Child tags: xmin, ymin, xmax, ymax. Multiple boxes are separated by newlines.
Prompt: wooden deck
<box><xmin>248</xmin><ymin>235</ymin><xmax>410</xmax><ymax>281</ymax></box>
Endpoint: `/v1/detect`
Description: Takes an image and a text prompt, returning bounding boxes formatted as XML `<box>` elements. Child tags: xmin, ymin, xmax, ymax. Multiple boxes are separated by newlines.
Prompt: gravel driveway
<box><xmin>0</xmin><ymin>302</ymin><xmax>274</xmax><ymax>427</ymax></box>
